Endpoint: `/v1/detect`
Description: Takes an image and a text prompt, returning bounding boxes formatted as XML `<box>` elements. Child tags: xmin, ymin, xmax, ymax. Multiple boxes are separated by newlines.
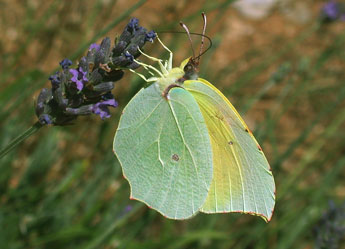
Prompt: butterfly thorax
<box><xmin>156</xmin><ymin>67</ymin><xmax>185</xmax><ymax>89</ymax></box>
<box><xmin>130</xmin><ymin>38</ymin><xmax>198</xmax><ymax>94</ymax></box>
<box><xmin>156</xmin><ymin>57</ymin><xmax>199</xmax><ymax>94</ymax></box>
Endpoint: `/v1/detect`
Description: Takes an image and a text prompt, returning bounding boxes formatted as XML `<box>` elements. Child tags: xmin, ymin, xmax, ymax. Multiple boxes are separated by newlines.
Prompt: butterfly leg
<box><xmin>129</xmin><ymin>69</ymin><xmax>158</xmax><ymax>83</ymax></box>
<box><xmin>132</xmin><ymin>58</ymin><xmax>164</xmax><ymax>78</ymax></box>
<box><xmin>156</xmin><ymin>36</ymin><xmax>173</xmax><ymax>72</ymax></box>
<box><xmin>137</xmin><ymin>47</ymin><xmax>169</xmax><ymax>75</ymax></box>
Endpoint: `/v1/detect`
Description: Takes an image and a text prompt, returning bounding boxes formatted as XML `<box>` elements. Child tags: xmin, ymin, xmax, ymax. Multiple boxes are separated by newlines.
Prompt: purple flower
<box><xmin>69</xmin><ymin>67</ymin><xmax>88</xmax><ymax>91</ymax></box>
<box><xmin>59</xmin><ymin>59</ymin><xmax>73</xmax><ymax>70</ymax></box>
<box><xmin>145</xmin><ymin>31</ymin><xmax>156</xmax><ymax>42</ymax></box>
<box><xmin>92</xmin><ymin>98</ymin><xmax>118</xmax><ymax>120</ymax></box>
<box><xmin>89</xmin><ymin>43</ymin><xmax>100</xmax><ymax>51</ymax></box>
<box><xmin>323</xmin><ymin>1</ymin><xmax>338</xmax><ymax>19</ymax></box>
<box><xmin>49</xmin><ymin>72</ymin><xmax>61</xmax><ymax>88</ymax></box>
<box><xmin>39</xmin><ymin>114</ymin><xmax>53</xmax><ymax>125</ymax></box>
<box><xmin>322</xmin><ymin>0</ymin><xmax>345</xmax><ymax>21</ymax></box>
<box><xmin>128</xmin><ymin>18</ymin><xmax>139</xmax><ymax>31</ymax></box>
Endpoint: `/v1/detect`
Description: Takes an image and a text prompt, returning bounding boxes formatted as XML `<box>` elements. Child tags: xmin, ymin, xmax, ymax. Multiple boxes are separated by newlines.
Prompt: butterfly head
<box><xmin>177</xmin><ymin>57</ymin><xmax>199</xmax><ymax>82</ymax></box>
<box><xmin>177</xmin><ymin>12</ymin><xmax>208</xmax><ymax>83</ymax></box>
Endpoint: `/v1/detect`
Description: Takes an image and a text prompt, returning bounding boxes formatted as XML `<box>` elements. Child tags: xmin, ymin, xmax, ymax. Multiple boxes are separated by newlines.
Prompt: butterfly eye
<box><xmin>184</xmin><ymin>64</ymin><xmax>193</xmax><ymax>73</ymax></box>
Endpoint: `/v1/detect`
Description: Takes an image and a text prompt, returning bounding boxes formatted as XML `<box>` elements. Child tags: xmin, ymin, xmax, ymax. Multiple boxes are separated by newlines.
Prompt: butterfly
<box><xmin>113</xmin><ymin>13</ymin><xmax>275</xmax><ymax>221</ymax></box>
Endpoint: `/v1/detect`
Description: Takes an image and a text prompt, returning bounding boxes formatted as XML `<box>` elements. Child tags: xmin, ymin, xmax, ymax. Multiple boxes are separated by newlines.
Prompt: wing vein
<box><xmin>167</xmin><ymin>99</ymin><xmax>208</xmax><ymax>191</ymax></box>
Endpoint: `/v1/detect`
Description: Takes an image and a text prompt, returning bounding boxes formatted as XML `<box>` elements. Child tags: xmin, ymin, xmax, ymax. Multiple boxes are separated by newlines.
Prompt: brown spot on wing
<box><xmin>172</xmin><ymin>154</ymin><xmax>180</xmax><ymax>161</ymax></box>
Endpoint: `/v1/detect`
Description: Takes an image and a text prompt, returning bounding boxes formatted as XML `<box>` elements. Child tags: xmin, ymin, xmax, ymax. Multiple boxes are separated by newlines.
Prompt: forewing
<box><xmin>113</xmin><ymin>83</ymin><xmax>213</xmax><ymax>219</ymax></box>
<box><xmin>185</xmin><ymin>79</ymin><xmax>275</xmax><ymax>222</ymax></box>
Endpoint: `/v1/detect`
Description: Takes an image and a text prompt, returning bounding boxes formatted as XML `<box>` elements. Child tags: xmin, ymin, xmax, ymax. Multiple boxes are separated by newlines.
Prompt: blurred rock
<box><xmin>232</xmin><ymin>0</ymin><xmax>278</xmax><ymax>20</ymax></box>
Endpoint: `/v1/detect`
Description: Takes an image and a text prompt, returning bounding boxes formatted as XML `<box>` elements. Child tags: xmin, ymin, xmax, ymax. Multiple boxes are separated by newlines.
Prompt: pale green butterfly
<box><xmin>114</xmin><ymin>14</ymin><xmax>275</xmax><ymax>221</ymax></box>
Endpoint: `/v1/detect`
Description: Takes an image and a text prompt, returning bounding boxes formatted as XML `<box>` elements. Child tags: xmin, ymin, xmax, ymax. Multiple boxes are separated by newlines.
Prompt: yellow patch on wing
<box><xmin>184</xmin><ymin>78</ymin><xmax>275</xmax><ymax>222</ymax></box>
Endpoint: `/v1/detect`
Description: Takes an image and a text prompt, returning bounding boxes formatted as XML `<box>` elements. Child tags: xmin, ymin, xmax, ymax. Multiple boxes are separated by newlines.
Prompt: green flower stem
<box><xmin>0</xmin><ymin>121</ymin><xmax>43</xmax><ymax>159</ymax></box>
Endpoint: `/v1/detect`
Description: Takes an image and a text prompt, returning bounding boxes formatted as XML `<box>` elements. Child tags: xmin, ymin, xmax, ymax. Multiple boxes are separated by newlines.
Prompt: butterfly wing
<box><xmin>114</xmin><ymin>83</ymin><xmax>213</xmax><ymax>219</ymax></box>
<box><xmin>185</xmin><ymin>79</ymin><xmax>275</xmax><ymax>222</ymax></box>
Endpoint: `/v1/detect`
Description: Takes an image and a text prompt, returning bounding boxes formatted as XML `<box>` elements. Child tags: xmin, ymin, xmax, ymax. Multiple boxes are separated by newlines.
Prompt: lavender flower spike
<box><xmin>35</xmin><ymin>17</ymin><xmax>155</xmax><ymax>125</ymax></box>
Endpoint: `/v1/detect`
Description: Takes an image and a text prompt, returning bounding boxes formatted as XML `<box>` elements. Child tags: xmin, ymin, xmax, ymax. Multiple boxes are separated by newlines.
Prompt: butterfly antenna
<box><xmin>156</xmin><ymin>31</ymin><xmax>212</xmax><ymax>57</ymax></box>
<box><xmin>197</xmin><ymin>12</ymin><xmax>207</xmax><ymax>64</ymax></box>
<box><xmin>179</xmin><ymin>22</ymin><xmax>196</xmax><ymax>60</ymax></box>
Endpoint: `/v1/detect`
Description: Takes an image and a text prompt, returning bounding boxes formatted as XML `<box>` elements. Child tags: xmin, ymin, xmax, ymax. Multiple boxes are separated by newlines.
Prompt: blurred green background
<box><xmin>1</xmin><ymin>0</ymin><xmax>345</xmax><ymax>248</ymax></box>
